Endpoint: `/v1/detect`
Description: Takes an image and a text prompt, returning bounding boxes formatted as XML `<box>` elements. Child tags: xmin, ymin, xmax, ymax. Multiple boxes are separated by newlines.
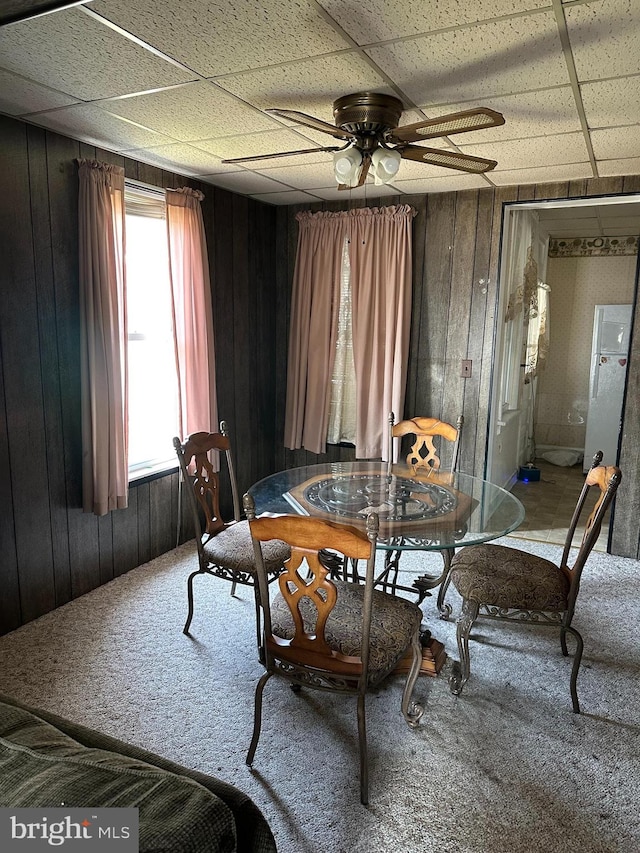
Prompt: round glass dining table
<box><xmin>248</xmin><ymin>461</ymin><xmax>525</xmax><ymax>611</ymax></box>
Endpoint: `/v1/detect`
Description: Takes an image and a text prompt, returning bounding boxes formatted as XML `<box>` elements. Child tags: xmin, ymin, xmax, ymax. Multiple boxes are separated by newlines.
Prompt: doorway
<box><xmin>487</xmin><ymin>195</ymin><xmax>640</xmax><ymax>550</ymax></box>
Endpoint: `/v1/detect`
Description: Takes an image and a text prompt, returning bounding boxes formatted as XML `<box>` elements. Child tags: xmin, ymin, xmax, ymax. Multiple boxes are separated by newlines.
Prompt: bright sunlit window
<box><xmin>124</xmin><ymin>183</ymin><xmax>179</xmax><ymax>478</ymax></box>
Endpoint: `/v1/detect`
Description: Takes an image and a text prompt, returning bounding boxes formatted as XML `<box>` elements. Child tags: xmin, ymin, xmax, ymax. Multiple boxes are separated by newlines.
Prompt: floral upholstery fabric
<box><xmin>270</xmin><ymin>581</ymin><xmax>422</xmax><ymax>680</ymax></box>
<box><xmin>451</xmin><ymin>544</ymin><xmax>570</xmax><ymax>612</ymax></box>
<box><xmin>203</xmin><ymin>520</ymin><xmax>289</xmax><ymax>573</ymax></box>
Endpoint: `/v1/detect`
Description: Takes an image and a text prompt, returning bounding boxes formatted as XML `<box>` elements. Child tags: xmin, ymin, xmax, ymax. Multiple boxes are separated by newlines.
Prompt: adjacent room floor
<box><xmin>507</xmin><ymin>458</ymin><xmax>610</xmax><ymax>552</ymax></box>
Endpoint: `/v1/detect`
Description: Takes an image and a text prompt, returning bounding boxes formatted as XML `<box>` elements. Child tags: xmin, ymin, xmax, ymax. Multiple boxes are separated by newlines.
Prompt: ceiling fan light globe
<box><xmin>333</xmin><ymin>147</ymin><xmax>363</xmax><ymax>186</ymax></box>
<box><xmin>371</xmin><ymin>147</ymin><xmax>402</xmax><ymax>185</ymax></box>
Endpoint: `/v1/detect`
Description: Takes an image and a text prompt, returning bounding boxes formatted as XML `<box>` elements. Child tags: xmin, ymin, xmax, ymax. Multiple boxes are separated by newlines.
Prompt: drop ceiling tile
<box><xmin>29</xmin><ymin>103</ymin><xmax>175</xmax><ymax>151</ymax></box>
<box><xmin>101</xmin><ymin>81</ymin><xmax>279</xmax><ymax>142</ymax></box>
<box><xmin>309</xmin><ymin>183</ymin><xmax>400</xmax><ymax>202</ymax></box>
<box><xmin>463</xmin><ymin>132</ymin><xmax>590</xmax><ymax>171</ymax></box>
<box><xmin>0</xmin><ymin>69</ymin><xmax>78</xmax><ymax>115</ymax></box>
<box><xmin>366</xmin><ymin>12</ymin><xmax>568</xmax><ymax>106</ymax></box>
<box><xmin>0</xmin><ymin>7</ymin><xmax>196</xmax><ymax>100</ymax></box>
<box><xmin>581</xmin><ymin>77</ymin><xmax>640</xmax><ymax>129</ymax></box>
<box><xmin>215</xmin><ymin>53</ymin><xmax>393</xmax><ymax>117</ymax></box>
<box><xmin>597</xmin><ymin>157</ymin><xmax>640</xmax><ymax>177</ymax></box>
<box><xmin>190</xmin><ymin>129</ymin><xmax>334</xmax><ymax>165</ymax></box>
<box><xmin>89</xmin><ymin>0</ymin><xmax>350</xmax><ymax>77</ymax></box>
<box><xmin>488</xmin><ymin>162</ymin><xmax>593</xmax><ymax>186</ymax></box>
<box><xmin>591</xmin><ymin>126</ymin><xmax>640</xmax><ymax>160</ymax></box>
<box><xmin>565</xmin><ymin>0</ymin><xmax>640</xmax><ymax>82</ymax></box>
<box><xmin>319</xmin><ymin>0</ymin><xmax>550</xmax><ymax>44</ymax></box>
<box><xmin>254</xmin><ymin>161</ymin><xmax>338</xmax><ymax>190</ymax></box>
<box><xmin>392</xmin><ymin>173</ymin><xmax>487</xmax><ymax>193</ymax></box>
<box><xmin>123</xmin><ymin>142</ymin><xmax>232</xmax><ymax>176</ymax></box>
<box><xmin>250</xmin><ymin>190</ymin><xmax>324</xmax><ymax>206</ymax></box>
<box><xmin>426</xmin><ymin>87</ymin><xmax>582</xmax><ymax>146</ymax></box>
<box><xmin>198</xmin><ymin>170</ymin><xmax>293</xmax><ymax>194</ymax></box>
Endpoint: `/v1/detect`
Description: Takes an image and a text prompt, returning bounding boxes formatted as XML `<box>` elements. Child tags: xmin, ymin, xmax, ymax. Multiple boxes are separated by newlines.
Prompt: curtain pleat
<box><xmin>284</xmin><ymin>205</ymin><xmax>415</xmax><ymax>459</ymax></box>
<box><xmin>349</xmin><ymin>206</ymin><xmax>415</xmax><ymax>459</ymax></box>
<box><xmin>78</xmin><ymin>159</ymin><xmax>128</xmax><ymax>516</ymax></box>
<box><xmin>165</xmin><ymin>188</ymin><xmax>218</xmax><ymax>441</ymax></box>
<box><xmin>284</xmin><ymin>212</ymin><xmax>345</xmax><ymax>454</ymax></box>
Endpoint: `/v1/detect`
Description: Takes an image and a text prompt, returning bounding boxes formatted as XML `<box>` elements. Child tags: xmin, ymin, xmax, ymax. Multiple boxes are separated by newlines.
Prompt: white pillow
<box><xmin>540</xmin><ymin>449</ymin><xmax>583</xmax><ymax>467</ymax></box>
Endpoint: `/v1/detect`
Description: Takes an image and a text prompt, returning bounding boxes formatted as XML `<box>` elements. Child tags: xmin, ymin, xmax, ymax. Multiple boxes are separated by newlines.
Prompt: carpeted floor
<box><xmin>0</xmin><ymin>540</ymin><xmax>638</xmax><ymax>853</ymax></box>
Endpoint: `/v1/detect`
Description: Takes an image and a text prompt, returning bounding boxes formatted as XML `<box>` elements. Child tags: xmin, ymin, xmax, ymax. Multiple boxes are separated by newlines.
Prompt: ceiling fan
<box><xmin>222</xmin><ymin>92</ymin><xmax>504</xmax><ymax>189</ymax></box>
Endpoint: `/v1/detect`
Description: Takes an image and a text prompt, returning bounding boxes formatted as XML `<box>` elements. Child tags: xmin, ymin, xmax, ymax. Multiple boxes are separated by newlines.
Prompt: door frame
<box><xmin>486</xmin><ymin>193</ymin><xmax>640</xmax><ymax>493</ymax></box>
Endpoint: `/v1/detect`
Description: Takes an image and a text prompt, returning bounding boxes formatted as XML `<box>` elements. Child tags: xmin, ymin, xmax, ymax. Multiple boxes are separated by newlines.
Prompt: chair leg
<box><xmin>560</xmin><ymin>625</ymin><xmax>569</xmax><ymax>657</ymax></box>
<box><xmin>253</xmin><ymin>585</ymin><xmax>264</xmax><ymax>663</ymax></box>
<box><xmin>357</xmin><ymin>693</ymin><xmax>368</xmax><ymax>805</ymax></box>
<box><xmin>436</xmin><ymin>549</ymin><xmax>454</xmax><ymax>619</ymax></box>
<box><xmin>562</xmin><ymin>624</ymin><xmax>584</xmax><ymax>714</ymax></box>
<box><xmin>449</xmin><ymin>598</ymin><xmax>479</xmax><ymax>696</ymax></box>
<box><xmin>230</xmin><ymin>580</ymin><xmax>238</xmax><ymax>597</ymax></box>
<box><xmin>246</xmin><ymin>671</ymin><xmax>272</xmax><ymax>767</ymax></box>
<box><xmin>182</xmin><ymin>569</ymin><xmax>201</xmax><ymax>635</ymax></box>
<box><xmin>401</xmin><ymin>630</ymin><xmax>424</xmax><ymax>728</ymax></box>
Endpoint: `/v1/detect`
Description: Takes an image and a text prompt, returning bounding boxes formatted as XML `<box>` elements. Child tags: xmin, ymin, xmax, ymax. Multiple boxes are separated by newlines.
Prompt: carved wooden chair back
<box><xmin>388</xmin><ymin>412</ymin><xmax>464</xmax><ymax>477</ymax></box>
<box><xmin>174</xmin><ymin>423</ymin><xmax>241</xmax><ymax>544</ymax></box>
<box><xmin>560</xmin><ymin>460</ymin><xmax>622</xmax><ymax>622</ymax></box>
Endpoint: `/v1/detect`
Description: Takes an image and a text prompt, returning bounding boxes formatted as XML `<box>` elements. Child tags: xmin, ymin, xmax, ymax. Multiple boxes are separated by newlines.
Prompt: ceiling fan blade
<box><xmin>400</xmin><ymin>145</ymin><xmax>498</xmax><ymax>173</ymax></box>
<box><xmin>266</xmin><ymin>108</ymin><xmax>355</xmax><ymax>140</ymax></box>
<box><xmin>338</xmin><ymin>155</ymin><xmax>371</xmax><ymax>190</ymax></box>
<box><xmin>221</xmin><ymin>145</ymin><xmax>341</xmax><ymax>164</ymax></box>
<box><xmin>389</xmin><ymin>108</ymin><xmax>505</xmax><ymax>143</ymax></box>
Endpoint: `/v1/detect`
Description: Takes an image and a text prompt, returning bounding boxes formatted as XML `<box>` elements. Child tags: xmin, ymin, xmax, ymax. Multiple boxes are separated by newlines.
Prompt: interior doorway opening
<box><xmin>486</xmin><ymin>194</ymin><xmax>640</xmax><ymax>550</ymax></box>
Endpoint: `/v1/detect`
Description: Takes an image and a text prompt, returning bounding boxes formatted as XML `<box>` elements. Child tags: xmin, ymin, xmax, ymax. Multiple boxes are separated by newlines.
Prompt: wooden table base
<box><xmin>394</xmin><ymin>637</ymin><xmax>446</xmax><ymax>677</ymax></box>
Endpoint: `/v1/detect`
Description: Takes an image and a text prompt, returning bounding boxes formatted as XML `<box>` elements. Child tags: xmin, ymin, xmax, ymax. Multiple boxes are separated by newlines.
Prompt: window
<box><xmin>124</xmin><ymin>183</ymin><xmax>179</xmax><ymax>478</ymax></box>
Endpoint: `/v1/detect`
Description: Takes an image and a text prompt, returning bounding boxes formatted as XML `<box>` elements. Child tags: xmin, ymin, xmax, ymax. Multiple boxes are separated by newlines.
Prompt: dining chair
<box><xmin>173</xmin><ymin>423</ymin><xmax>289</xmax><ymax>637</ymax></box>
<box><xmin>243</xmin><ymin>493</ymin><xmax>424</xmax><ymax>805</ymax></box>
<box><xmin>388</xmin><ymin>412</ymin><xmax>464</xmax><ymax>480</ymax></box>
<box><xmin>382</xmin><ymin>412</ymin><xmax>464</xmax><ymax>611</ymax></box>
<box><xmin>448</xmin><ymin>456</ymin><xmax>621</xmax><ymax>712</ymax></box>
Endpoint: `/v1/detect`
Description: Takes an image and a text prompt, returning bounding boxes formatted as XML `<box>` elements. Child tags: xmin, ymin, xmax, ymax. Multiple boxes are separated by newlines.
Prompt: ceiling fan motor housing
<box><xmin>332</xmin><ymin>92</ymin><xmax>404</xmax><ymax>139</ymax></box>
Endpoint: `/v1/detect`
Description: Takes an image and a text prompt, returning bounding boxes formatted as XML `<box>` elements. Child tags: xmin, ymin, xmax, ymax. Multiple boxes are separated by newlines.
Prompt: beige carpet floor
<box><xmin>0</xmin><ymin>539</ymin><xmax>638</xmax><ymax>853</ymax></box>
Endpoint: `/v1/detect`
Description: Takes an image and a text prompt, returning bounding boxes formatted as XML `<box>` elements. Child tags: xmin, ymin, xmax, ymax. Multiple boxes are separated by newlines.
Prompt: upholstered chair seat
<box><xmin>203</xmin><ymin>520</ymin><xmax>289</xmax><ymax>575</ymax></box>
<box><xmin>270</xmin><ymin>580</ymin><xmax>423</xmax><ymax>680</ymax></box>
<box><xmin>450</xmin><ymin>544</ymin><xmax>570</xmax><ymax>612</ymax></box>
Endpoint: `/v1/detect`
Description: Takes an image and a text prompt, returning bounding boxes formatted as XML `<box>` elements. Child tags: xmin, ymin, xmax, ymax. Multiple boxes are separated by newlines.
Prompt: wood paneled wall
<box><xmin>0</xmin><ymin>114</ymin><xmax>279</xmax><ymax>635</ymax></box>
<box><xmin>2</xmin><ymin>110</ymin><xmax>638</xmax><ymax>636</ymax></box>
<box><xmin>276</xmin><ymin>182</ymin><xmax>640</xmax><ymax>560</ymax></box>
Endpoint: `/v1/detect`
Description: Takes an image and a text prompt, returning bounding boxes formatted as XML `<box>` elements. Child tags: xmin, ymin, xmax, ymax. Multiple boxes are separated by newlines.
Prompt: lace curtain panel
<box><xmin>326</xmin><ymin>236</ymin><xmax>357</xmax><ymax>445</ymax></box>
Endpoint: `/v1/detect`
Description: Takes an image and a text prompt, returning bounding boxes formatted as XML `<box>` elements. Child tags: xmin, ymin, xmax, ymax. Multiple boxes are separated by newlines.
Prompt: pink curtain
<box><xmin>77</xmin><ymin>159</ymin><xmax>128</xmax><ymax>516</ymax></box>
<box><xmin>284</xmin><ymin>206</ymin><xmax>415</xmax><ymax>459</ymax></box>
<box><xmin>284</xmin><ymin>211</ymin><xmax>346</xmax><ymax>454</ymax></box>
<box><xmin>350</xmin><ymin>205</ymin><xmax>415</xmax><ymax>459</ymax></box>
<box><xmin>165</xmin><ymin>187</ymin><xmax>218</xmax><ymax>440</ymax></box>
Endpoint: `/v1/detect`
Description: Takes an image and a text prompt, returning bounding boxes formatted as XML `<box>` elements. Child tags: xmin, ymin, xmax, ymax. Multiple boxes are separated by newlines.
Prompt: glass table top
<box><xmin>248</xmin><ymin>461</ymin><xmax>525</xmax><ymax>552</ymax></box>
